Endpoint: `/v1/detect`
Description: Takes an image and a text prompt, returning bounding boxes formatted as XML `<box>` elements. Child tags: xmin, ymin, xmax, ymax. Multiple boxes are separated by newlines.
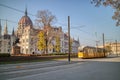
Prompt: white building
<box><xmin>60</xmin><ymin>33</ymin><xmax>80</xmax><ymax>53</ymax></box>
<box><xmin>72</xmin><ymin>38</ymin><xmax>80</xmax><ymax>53</ymax></box>
<box><xmin>62</xmin><ymin>33</ymin><xmax>69</xmax><ymax>53</ymax></box>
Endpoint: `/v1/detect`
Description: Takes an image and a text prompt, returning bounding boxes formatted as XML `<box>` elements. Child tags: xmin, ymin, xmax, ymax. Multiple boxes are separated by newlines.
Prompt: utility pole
<box><xmin>96</xmin><ymin>41</ymin><xmax>99</xmax><ymax>53</ymax></box>
<box><xmin>102</xmin><ymin>33</ymin><xmax>105</xmax><ymax>56</ymax></box>
<box><xmin>68</xmin><ymin>16</ymin><xmax>71</xmax><ymax>62</ymax></box>
<box><xmin>115</xmin><ymin>40</ymin><xmax>118</xmax><ymax>56</ymax></box>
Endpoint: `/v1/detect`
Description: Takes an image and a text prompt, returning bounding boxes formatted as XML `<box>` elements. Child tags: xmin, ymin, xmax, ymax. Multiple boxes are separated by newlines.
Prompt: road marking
<box><xmin>16</xmin><ymin>66</ymin><xmax>23</xmax><ymax>69</ymax></box>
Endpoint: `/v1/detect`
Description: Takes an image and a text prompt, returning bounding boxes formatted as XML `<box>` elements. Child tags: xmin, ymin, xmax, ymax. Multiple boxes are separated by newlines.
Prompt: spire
<box><xmin>0</xmin><ymin>19</ymin><xmax>1</xmax><ymax>29</ymax></box>
<box><xmin>78</xmin><ymin>37</ymin><xmax>80</xmax><ymax>45</ymax></box>
<box><xmin>4</xmin><ymin>20</ymin><xmax>8</xmax><ymax>35</ymax></box>
<box><xmin>25</xmin><ymin>7</ymin><xmax>27</xmax><ymax>16</ymax></box>
<box><xmin>0</xmin><ymin>19</ymin><xmax>2</xmax><ymax>36</ymax></box>
<box><xmin>12</xmin><ymin>28</ymin><xmax>15</xmax><ymax>36</ymax></box>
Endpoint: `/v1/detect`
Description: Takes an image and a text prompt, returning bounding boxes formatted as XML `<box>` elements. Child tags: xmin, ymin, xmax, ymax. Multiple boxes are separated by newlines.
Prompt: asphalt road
<box><xmin>0</xmin><ymin>57</ymin><xmax>120</xmax><ymax>80</ymax></box>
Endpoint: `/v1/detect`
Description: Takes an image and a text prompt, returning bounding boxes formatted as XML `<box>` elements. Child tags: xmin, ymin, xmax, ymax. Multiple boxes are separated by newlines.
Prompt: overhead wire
<box><xmin>0</xmin><ymin>3</ymin><xmax>35</xmax><ymax>16</ymax></box>
<box><xmin>0</xmin><ymin>3</ymin><xmax>35</xmax><ymax>25</ymax></box>
<box><xmin>0</xmin><ymin>19</ymin><xmax>17</xmax><ymax>24</ymax></box>
<box><xmin>0</xmin><ymin>3</ymin><xmax>103</xmax><ymax>43</ymax></box>
<box><xmin>57</xmin><ymin>22</ymin><xmax>97</xmax><ymax>42</ymax></box>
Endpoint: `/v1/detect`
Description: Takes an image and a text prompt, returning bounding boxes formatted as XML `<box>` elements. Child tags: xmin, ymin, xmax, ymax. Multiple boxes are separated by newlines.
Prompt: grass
<box><xmin>0</xmin><ymin>54</ymin><xmax>77</xmax><ymax>65</ymax></box>
<box><xmin>0</xmin><ymin>58</ymin><xmax>54</xmax><ymax>65</ymax></box>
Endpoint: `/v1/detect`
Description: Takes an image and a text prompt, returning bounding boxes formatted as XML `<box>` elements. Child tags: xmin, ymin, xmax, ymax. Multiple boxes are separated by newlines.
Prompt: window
<box><xmin>26</xmin><ymin>49</ymin><xmax>28</xmax><ymax>54</ymax></box>
<box><xmin>0</xmin><ymin>41</ymin><xmax>1</xmax><ymax>44</ymax></box>
<box><xmin>22</xmin><ymin>48</ymin><xmax>24</xmax><ymax>53</ymax></box>
<box><xmin>4</xmin><ymin>49</ymin><xmax>6</xmax><ymax>52</ymax></box>
<box><xmin>26</xmin><ymin>39</ymin><xmax>29</xmax><ymax>42</ymax></box>
<box><xmin>31</xmin><ymin>38</ymin><xmax>33</xmax><ymax>42</ymax></box>
<box><xmin>8</xmin><ymin>42</ymin><xmax>11</xmax><ymax>45</ymax></box>
<box><xmin>23</xmin><ymin>39</ymin><xmax>25</xmax><ymax>43</ymax></box>
<box><xmin>0</xmin><ymin>41</ymin><xmax>1</xmax><ymax>47</ymax></box>
<box><xmin>8</xmin><ymin>49</ymin><xmax>9</xmax><ymax>52</ymax></box>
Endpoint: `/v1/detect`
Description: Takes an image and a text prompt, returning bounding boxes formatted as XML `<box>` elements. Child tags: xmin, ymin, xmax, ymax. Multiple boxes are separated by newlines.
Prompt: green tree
<box><xmin>91</xmin><ymin>0</ymin><xmax>120</xmax><ymax>26</ymax></box>
<box><xmin>105</xmin><ymin>45</ymin><xmax>112</xmax><ymax>53</ymax></box>
<box><xmin>36</xmin><ymin>10</ymin><xmax>57</xmax><ymax>54</ymax></box>
<box><xmin>37</xmin><ymin>31</ymin><xmax>46</xmax><ymax>52</ymax></box>
<box><xmin>70</xmin><ymin>39</ymin><xmax>73</xmax><ymax>52</ymax></box>
<box><xmin>55</xmin><ymin>36</ymin><xmax>60</xmax><ymax>52</ymax></box>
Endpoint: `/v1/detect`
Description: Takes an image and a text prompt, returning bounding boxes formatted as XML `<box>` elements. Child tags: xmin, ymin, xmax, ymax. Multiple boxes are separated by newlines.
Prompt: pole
<box><xmin>103</xmin><ymin>33</ymin><xmax>105</xmax><ymax>56</ymax></box>
<box><xmin>68</xmin><ymin>16</ymin><xmax>70</xmax><ymax>62</ymax></box>
<box><xmin>115</xmin><ymin>40</ymin><xmax>117</xmax><ymax>56</ymax></box>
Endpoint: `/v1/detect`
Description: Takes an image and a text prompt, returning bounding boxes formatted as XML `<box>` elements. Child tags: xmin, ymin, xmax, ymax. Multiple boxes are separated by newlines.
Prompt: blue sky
<box><xmin>0</xmin><ymin>0</ymin><xmax>120</xmax><ymax>46</ymax></box>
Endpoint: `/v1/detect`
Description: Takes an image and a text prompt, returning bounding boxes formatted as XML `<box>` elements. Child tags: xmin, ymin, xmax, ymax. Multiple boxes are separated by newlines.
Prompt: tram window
<box><xmin>79</xmin><ymin>50</ymin><xmax>83</xmax><ymax>52</ymax></box>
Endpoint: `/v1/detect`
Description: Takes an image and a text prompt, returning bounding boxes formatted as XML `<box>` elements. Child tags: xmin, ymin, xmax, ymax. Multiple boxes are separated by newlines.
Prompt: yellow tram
<box><xmin>78</xmin><ymin>46</ymin><xmax>106</xmax><ymax>59</ymax></box>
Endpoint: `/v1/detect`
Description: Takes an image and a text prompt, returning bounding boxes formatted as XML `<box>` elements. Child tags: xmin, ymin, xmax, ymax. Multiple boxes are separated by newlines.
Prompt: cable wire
<box><xmin>0</xmin><ymin>3</ymin><xmax>35</xmax><ymax>16</ymax></box>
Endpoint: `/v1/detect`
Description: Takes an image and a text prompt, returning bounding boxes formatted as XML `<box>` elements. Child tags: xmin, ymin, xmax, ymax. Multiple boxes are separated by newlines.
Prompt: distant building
<box><xmin>72</xmin><ymin>38</ymin><xmax>80</xmax><ymax>53</ymax></box>
<box><xmin>106</xmin><ymin>42</ymin><xmax>120</xmax><ymax>55</ymax></box>
<box><xmin>60</xmin><ymin>33</ymin><xmax>80</xmax><ymax>53</ymax></box>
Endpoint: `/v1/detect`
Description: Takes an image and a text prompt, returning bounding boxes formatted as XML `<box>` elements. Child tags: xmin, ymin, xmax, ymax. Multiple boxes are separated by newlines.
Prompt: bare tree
<box><xmin>91</xmin><ymin>0</ymin><xmax>120</xmax><ymax>26</ymax></box>
<box><xmin>35</xmin><ymin>10</ymin><xmax>57</xmax><ymax>53</ymax></box>
<box><xmin>36</xmin><ymin>10</ymin><xmax>56</xmax><ymax>28</ymax></box>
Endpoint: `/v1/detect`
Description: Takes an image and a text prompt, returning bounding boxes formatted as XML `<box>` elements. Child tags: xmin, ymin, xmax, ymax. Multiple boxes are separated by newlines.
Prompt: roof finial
<box><xmin>25</xmin><ymin>6</ymin><xmax>27</xmax><ymax>16</ymax></box>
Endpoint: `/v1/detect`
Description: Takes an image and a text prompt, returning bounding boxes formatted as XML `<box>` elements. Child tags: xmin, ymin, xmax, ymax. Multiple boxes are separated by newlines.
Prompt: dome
<box><xmin>19</xmin><ymin>15</ymin><xmax>33</xmax><ymax>26</ymax></box>
<box><xmin>18</xmin><ymin>8</ymin><xmax>33</xmax><ymax>27</ymax></box>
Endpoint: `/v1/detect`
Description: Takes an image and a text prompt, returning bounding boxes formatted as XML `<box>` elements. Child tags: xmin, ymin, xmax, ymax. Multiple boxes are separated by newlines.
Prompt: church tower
<box><xmin>17</xmin><ymin>8</ymin><xmax>34</xmax><ymax>54</ymax></box>
<box><xmin>0</xmin><ymin>19</ymin><xmax>2</xmax><ymax>36</ymax></box>
<box><xmin>17</xmin><ymin>8</ymin><xmax>33</xmax><ymax>38</ymax></box>
<box><xmin>4</xmin><ymin>20</ymin><xmax>8</xmax><ymax>35</ymax></box>
<box><xmin>78</xmin><ymin>37</ymin><xmax>80</xmax><ymax>46</ymax></box>
<box><xmin>12</xmin><ymin>28</ymin><xmax>15</xmax><ymax>36</ymax></box>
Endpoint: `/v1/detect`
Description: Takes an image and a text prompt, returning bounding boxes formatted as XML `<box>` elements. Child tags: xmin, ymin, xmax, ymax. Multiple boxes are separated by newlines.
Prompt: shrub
<box><xmin>50</xmin><ymin>53</ymin><xmax>67</xmax><ymax>55</ymax></box>
<box><xmin>0</xmin><ymin>53</ymin><xmax>11</xmax><ymax>57</ymax></box>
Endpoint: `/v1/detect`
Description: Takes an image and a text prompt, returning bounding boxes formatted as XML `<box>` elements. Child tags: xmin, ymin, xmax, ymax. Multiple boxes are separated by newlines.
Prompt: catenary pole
<box><xmin>115</xmin><ymin>40</ymin><xmax>118</xmax><ymax>56</ymax></box>
<box><xmin>68</xmin><ymin>16</ymin><xmax>71</xmax><ymax>62</ymax></box>
<box><xmin>103</xmin><ymin>33</ymin><xmax>105</xmax><ymax>56</ymax></box>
